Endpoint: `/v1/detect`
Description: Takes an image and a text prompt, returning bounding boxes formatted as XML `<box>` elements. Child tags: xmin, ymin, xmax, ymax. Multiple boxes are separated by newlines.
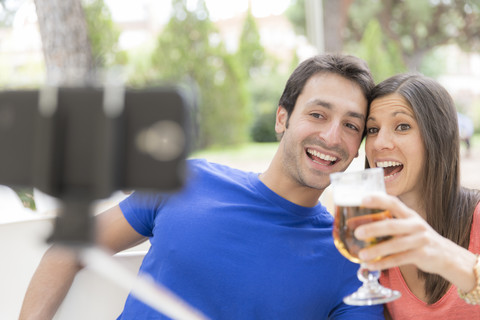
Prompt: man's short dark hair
<box><xmin>278</xmin><ymin>54</ymin><xmax>374</xmax><ymax>119</ymax></box>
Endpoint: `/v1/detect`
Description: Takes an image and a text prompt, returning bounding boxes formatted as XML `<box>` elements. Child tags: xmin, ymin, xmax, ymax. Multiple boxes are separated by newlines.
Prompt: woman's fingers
<box><xmin>354</xmin><ymin>215</ymin><xmax>427</xmax><ymax>240</ymax></box>
<box><xmin>355</xmin><ymin>193</ymin><xmax>430</xmax><ymax>240</ymax></box>
<box><xmin>358</xmin><ymin>229</ymin><xmax>429</xmax><ymax>263</ymax></box>
<box><xmin>361</xmin><ymin>193</ymin><xmax>416</xmax><ymax>219</ymax></box>
<box><xmin>351</xmin><ymin>193</ymin><xmax>450</xmax><ymax>273</ymax></box>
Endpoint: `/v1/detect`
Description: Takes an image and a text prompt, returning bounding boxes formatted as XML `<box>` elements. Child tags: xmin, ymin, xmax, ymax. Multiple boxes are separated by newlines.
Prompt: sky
<box><xmin>104</xmin><ymin>0</ymin><xmax>291</xmax><ymax>24</ymax></box>
<box><xmin>204</xmin><ymin>0</ymin><xmax>291</xmax><ymax>19</ymax></box>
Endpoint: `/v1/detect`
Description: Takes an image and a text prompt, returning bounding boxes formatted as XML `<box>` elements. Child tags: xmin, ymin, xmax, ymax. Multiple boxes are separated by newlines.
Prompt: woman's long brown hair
<box><xmin>368</xmin><ymin>73</ymin><xmax>480</xmax><ymax>304</ymax></box>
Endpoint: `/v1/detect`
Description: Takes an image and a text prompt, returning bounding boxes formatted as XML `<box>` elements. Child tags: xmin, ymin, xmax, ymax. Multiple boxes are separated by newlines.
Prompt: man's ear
<box><xmin>275</xmin><ymin>105</ymin><xmax>288</xmax><ymax>134</ymax></box>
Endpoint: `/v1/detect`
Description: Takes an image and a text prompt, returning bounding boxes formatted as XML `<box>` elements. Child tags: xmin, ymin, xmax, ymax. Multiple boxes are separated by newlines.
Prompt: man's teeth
<box><xmin>307</xmin><ymin>149</ymin><xmax>337</xmax><ymax>162</ymax></box>
<box><xmin>376</xmin><ymin>161</ymin><xmax>402</xmax><ymax>168</ymax></box>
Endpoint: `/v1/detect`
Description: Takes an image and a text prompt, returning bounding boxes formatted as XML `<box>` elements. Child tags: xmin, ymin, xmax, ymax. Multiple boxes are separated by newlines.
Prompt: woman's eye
<box><xmin>366</xmin><ymin>127</ymin><xmax>378</xmax><ymax>134</ymax></box>
<box><xmin>396</xmin><ymin>123</ymin><xmax>411</xmax><ymax>131</ymax></box>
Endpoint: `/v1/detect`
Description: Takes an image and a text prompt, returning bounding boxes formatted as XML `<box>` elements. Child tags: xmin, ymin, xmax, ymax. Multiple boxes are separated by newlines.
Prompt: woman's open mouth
<box><xmin>376</xmin><ymin>161</ymin><xmax>403</xmax><ymax>180</ymax></box>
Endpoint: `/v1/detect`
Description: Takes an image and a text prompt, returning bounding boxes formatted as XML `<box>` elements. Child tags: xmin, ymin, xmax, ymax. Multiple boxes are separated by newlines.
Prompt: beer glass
<box><xmin>330</xmin><ymin>168</ymin><xmax>401</xmax><ymax>305</ymax></box>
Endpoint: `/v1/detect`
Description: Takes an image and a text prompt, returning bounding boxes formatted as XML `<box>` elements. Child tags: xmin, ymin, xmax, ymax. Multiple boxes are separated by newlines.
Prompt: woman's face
<box><xmin>365</xmin><ymin>93</ymin><xmax>425</xmax><ymax>205</ymax></box>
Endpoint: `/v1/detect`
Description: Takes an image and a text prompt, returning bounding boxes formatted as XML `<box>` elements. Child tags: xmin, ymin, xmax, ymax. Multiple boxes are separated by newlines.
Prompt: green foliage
<box><xmin>83</xmin><ymin>0</ymin><xmax>126</xmax><ymax>68</ymax></box>
<box><xmin>248</xmin><ymin>64</ymin><xmax>290</xmax><ymax>143</ymax></box>
<box><xmin>285</xmin><ymin>0</ymin><xmax>306</xmax><ymax>36</ymax></box>
<box><xmin>234</xmin><ymin>5</ymin><xmax>280</xmax><ymax>143</ymax></box>
<box><xmin>150</xmin><ymin>0</ymin><xmax>249</xmax><ymax>149</ymax></box>
<box><xmin>348</xmin><ymin>20</ymin><xmax>406</xmax><ymax>83</ymax></box>
<box><xmin>417</xmin><ymin>48</ymin><xmax>447</xmax><ymax>78</ymax></box>
<box><xmin>12</xmin><ymin>187</ymin><xmax>36</xmax><ymax>211</ymax></box>
<box><xmin>472</xmin><ymin>98</ymin><xmax>480</xmax><ymax>134</ymax></box>
<box><xmin>346</xmin><ymin>0</ymin><xmax>480</xmax><ymax>71</ymax></box>
<box><xmin>236</xmin><ymin>8</ymin><xmax>265</xmax><ymax>77</ymax></box>
<box><xmin>251</xmin><ymin>111</ymin><xmax>277</xmax><ymax>142</ymax></box>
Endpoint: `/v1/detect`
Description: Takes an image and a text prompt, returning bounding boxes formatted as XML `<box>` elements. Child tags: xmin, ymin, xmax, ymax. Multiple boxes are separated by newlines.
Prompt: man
<box><xmin>20</xmin><ymin>54</ymin><xmax>383</xmax><ymax>319</ymax></box>
<box><xmin>457</xmin><ymin>112</ymin><xmax>474</xmax><ymax>157</ymax></box>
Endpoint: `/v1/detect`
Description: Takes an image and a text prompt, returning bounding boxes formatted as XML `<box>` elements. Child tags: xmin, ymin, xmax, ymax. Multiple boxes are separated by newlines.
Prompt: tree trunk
<box><xmin>323</xmin><ymin>0</ymin><xmax>354</xmax><ymax>53</ymax></box>
<box><xmin>34</xmin><ymin>0</ymin><xmax>94</xmax><ymax>85</ymax></box>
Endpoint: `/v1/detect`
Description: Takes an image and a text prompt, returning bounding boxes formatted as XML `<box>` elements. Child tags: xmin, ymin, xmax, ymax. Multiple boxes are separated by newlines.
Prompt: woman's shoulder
<box><xmin>469</xmin><ymin>201</ymin><xmax>480</xmax><ymax>252</ymax></box>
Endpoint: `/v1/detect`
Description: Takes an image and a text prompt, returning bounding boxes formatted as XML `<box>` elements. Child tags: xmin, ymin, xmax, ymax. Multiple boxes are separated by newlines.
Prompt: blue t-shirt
<box><xmin>117</xmin><ymin>159</ymin><xmax>383</xmax><ymax>319</ymax></box>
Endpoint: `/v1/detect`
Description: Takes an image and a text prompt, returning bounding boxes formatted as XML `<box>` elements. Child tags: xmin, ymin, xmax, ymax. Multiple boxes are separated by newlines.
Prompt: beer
<box><xmin>333</xmin><ymin>206</ymin><xmax>392</xmax><ymax>263</ymax></box>
<box><xmin>329</xmin><ymin>168</ymin><xmax>401</xmax><ymax>305</ymax></box>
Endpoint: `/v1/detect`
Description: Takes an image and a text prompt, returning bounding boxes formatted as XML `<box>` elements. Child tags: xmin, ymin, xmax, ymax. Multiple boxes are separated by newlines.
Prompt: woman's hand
<box><xmin>354</xmin><ymin>193</ymin><xmax>477</xmax><ymax>292</ymax></box>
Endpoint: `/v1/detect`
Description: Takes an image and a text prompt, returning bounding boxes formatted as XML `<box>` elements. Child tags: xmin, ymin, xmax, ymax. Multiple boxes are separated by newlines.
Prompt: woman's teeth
<box><xmin>376</xmin><ymin>161</ymin><xmax>403</xmax><ymax>179</ymax></box>
<box><xmin>376</xmin><ymin>161</ymin><xmax>402</xmax><ymax>168</ymax></box>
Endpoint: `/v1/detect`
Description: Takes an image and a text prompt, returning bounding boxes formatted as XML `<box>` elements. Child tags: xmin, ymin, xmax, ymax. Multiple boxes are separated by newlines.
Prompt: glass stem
<box><xmin>358</xmin><ymin>263</ymin><xmax>380</xmax><ymax>287</ymax></box>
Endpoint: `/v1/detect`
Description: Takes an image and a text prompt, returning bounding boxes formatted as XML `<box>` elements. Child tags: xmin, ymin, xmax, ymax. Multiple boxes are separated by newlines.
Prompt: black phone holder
<box><xmin>0</xmin><ymin>85</ymin><xmax>193</xmax><ymax>245</ymax></box>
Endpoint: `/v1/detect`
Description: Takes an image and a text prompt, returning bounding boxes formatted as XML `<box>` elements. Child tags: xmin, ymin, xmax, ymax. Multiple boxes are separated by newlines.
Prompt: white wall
<box><xmin>0</xmin><ymin>217</ymin><xmax>53</xmax><ymax>319</ymax></box>
<box><xmin>0</xmin><ymin>187</ymin><xmax>146</xmax><ymax>319</ymax></box>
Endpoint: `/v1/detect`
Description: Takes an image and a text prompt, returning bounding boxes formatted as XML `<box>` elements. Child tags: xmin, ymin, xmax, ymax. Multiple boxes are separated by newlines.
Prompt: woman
<box><xmin>354</xmin><ymin>73</ymin><xmax>480</xmax><ymax>319</ymax></box>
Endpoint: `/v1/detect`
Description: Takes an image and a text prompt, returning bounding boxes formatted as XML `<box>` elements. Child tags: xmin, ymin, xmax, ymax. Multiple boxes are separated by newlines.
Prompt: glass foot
<box><xmin>343</xmin><ymin>284</ymin><xmax>401</xmax><ymax>306</ymax></box>
<box><xmin>343</xmin><ymin>265</ymin><xmax>401</xmax><ymax>306</ymax></box>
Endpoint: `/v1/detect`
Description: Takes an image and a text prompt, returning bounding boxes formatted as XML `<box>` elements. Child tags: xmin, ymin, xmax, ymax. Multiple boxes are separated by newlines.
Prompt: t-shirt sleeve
<box><xmin>119</xmin><ymin>191</ymin><xmax>165</xmax><ymax>237</ymax></box>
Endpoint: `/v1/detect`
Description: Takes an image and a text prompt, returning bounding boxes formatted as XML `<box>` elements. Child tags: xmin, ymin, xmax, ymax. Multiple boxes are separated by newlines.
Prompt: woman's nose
<box><xmin>373</xmin><ymin>129</ymin><xmax>394</xmax><ymax>150</ymax></box>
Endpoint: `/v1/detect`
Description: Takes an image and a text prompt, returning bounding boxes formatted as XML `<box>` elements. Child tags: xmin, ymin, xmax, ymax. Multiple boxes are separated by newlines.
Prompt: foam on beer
<box><xmin>332</xmin><ymin>186</ymin><xmax>367</xmax><ymax>207</ymax></box>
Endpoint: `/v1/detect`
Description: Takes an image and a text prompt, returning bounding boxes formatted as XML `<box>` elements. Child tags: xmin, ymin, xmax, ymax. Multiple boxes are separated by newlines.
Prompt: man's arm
<box><xmin>19</xmin><ymin>204</ymin><xmax>147</xmax><ymax>320</ymax></box>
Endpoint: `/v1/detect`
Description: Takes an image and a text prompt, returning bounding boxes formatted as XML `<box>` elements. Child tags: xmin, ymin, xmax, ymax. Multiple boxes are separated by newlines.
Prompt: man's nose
<box><xmin>321</xmin><ymin>121</ymin><xmax>342</xmax><ymax>145</ymax></box>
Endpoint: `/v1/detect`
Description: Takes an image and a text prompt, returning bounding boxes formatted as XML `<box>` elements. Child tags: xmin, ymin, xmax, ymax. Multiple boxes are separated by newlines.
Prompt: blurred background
<box><xmin>1</xmin><ymin>1</ymin><xmax>479</xmax><ymax>318</ymax></box>
<box><xmin>1</xmin><ymin>0</ymin><xmax>479</xmax><ymax>150</ymax></box>
<box><xmin>0</xmin><ymin>0</ymin><xmax>479</xmax><ymax>218</ymax></box>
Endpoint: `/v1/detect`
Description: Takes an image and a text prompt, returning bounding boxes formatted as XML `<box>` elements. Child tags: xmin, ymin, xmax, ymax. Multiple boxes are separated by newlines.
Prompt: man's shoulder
<box><xmin>187</xmin><ymin>158</ymin><xmax>251</xmax><ymax>180</ymax></box>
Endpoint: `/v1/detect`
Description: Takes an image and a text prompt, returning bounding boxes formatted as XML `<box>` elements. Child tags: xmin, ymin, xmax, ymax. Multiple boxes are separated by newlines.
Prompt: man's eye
<box><xmin>311</xmin><ymin>113</ymin><xmax>324</xmax><ymax>119</ymax></box>
<box><xmin>346</xmin><ymin>123</ymin><xmax>359</xmax><ymax>132</ymax></box>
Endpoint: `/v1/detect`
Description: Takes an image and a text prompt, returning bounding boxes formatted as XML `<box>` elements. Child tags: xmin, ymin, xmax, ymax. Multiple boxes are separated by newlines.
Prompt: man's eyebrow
<box><xmin>306</xmin><ymin>98</ymin><xmax>331</xmax><ymax>108</ymax></box>
<box><xmin>348</xmin><ymin>111</ymin><xmax>365</xmax><ymax>122</ymax></box>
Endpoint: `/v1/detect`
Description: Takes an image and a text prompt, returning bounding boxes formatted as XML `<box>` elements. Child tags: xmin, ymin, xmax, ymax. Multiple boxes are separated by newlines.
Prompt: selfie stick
<box><xmin>0</xmin><ymin>84</ymin><xmax>208</xmax><ymax>320</ymax></box>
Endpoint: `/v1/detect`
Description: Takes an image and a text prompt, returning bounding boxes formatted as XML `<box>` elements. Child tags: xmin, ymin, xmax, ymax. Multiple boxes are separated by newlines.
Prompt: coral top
<box><xmin>381</xmin><ymin>202</ymin><xmax>480</xmax><ymax>320</ymax></box>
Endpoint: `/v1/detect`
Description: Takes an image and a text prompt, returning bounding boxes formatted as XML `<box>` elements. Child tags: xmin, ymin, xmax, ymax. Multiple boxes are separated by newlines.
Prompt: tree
<box><xmin>236</xmin><ymin>7</ymin><xmax>265</xmax><ymax>77</ymax></box>
<box><xmin>150</xmin><ymin>0</ymin><xmax>249</xmax><ymax>149</ymax></box>
<box><xmin>347</xmin><ymin>0</ymin><xmax>480</xmax><ymax>70</ymax></box>
<box><xmin>34</xmin><ymin>0</ymin><xmax>93</xmax><ymax>84</ymax></box>
<box><xmin>286</xmin><ymin>0</ymin><xmax>306</xmax><ymax>36</ymax></box>
<box><xmin>15</xmin><ymin>0</ymin><xmax>119</xmax><ymax>209</ymax></box>
<box><xmin>348</xmin><ymin>20</ymin><xmax>406</xmax><ymax>82</ymax></box>
<box><xmin>83</xmin><ymin>0</ymin><xmax>125</xmax><ymax>68</ymax></box>
<box><xmin>287</xmin><ymin>0</ymin><xmax>353</xmax><ymax>53</ymax></box>
<box><xmin>323</xmin><ymin>0</ymin><xmax>353</xmax><ymax>53</ymax></box>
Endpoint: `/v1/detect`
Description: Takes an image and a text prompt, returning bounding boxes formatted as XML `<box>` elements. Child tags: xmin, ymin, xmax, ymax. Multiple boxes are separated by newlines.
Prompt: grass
<box><xmin>191</xmin><ymin>142</ymin><xmax>279</xmax><ymax>163</ymax></box>
<box><xmin>190</xmin><ymin>131</ymin><xmax>480</xmax><ymax>166</ymax></box>
<box><xmin>472</xmin><ymin>133</ymin><xmax>480</xmax><ymax>145</ymax></box>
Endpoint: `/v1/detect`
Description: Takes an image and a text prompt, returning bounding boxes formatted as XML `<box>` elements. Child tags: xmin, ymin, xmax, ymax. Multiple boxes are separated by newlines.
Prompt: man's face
<box><xmin>275</xmin><ymin>72</ymin><xmax>367</xmax><ymax>191</ymax></box>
